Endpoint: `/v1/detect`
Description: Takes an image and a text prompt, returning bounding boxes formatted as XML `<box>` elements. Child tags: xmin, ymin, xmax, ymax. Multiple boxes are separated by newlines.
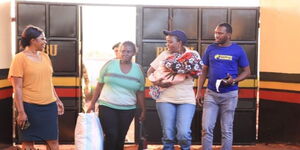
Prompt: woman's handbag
<box><xmin>75</xmin><ymin>112</ymin><xmax>104</xmax><ymax>150</ymax></box>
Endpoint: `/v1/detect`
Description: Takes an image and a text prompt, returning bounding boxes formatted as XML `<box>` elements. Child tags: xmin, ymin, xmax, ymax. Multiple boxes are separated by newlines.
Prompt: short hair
<box><xmin>119</xmin><ymin>41</ymin><xmax>137</xmax><ymax>53</ymax></box>
<box><xmin>20</xmin><ymin>25</ymin><xmax>44</xmax><ymax>48</ymax></box>
<box><xmin>112</xmin><ymin>42</ymin><xmax>121</xmax><ymax>50</ymax></box>
<box><xmin>217</xmin><ymin>23</ymin><xmax>232</xmax><ymax>33</ymax></box>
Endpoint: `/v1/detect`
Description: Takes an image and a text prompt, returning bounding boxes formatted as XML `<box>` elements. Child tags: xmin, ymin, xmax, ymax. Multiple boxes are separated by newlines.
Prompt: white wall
<box><xmin>0</xmin><ymin>0</ymin><xmax>12</xmax><ymax>69</ymax></box>
<box><xmin>260</xmin><ymin>0</ymin><xmax>300</xmax><ymax>73</ymax></box>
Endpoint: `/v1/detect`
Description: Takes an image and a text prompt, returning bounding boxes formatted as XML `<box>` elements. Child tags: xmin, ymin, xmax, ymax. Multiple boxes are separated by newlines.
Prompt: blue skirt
<box><xmin>20</xmin><ymin>102</ymin><xmax>58</xmax><ymax>142</ymax></box>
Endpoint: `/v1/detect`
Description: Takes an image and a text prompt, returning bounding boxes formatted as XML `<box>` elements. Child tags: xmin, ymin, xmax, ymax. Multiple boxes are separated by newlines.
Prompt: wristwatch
<box><xmin>232</xmin><ymin>79</ymin><xmax>237</xmax><ymax>85</ymax></box>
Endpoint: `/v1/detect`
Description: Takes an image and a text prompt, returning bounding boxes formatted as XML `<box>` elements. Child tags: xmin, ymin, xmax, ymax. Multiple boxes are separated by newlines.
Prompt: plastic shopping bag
<box><xmin>75</xmin><ymin>112</ymin><xmax>104</xmax><ymax>150</ymax></box>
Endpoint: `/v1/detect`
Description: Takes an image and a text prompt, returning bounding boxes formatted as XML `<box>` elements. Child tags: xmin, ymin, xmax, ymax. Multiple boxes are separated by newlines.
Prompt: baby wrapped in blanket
<box><xmin>149</xmin><ymin>51</ymin><xmax>202</xmax><ymax>99</ymax></box>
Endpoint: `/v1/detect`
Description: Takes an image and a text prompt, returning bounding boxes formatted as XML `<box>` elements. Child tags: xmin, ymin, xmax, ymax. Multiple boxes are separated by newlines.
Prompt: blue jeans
<box><xmin>156</xmin><ymin>102</ymin><xmax>196</xmax><ymax>150</ymax></box>
<box><xmin>202</xmin><ymin>89</ymin><xmax>238</xmax><ymax>150</ymax></box>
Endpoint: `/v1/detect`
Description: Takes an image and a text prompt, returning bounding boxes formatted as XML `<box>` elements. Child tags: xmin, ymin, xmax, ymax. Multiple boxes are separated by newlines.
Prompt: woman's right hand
<box><xmin>139</xmin><ymin>110</ymin><xmax>146</xmax><ymax>121</ymax></box>
<box><xmin>17</xmin><ymin>112</ymin><xmax>28</xmax><ymax>129</ymax></box>
<box><xmin>86</xmin><ymin>102</ymin><xmax>95</xmax><ymax>113</ymax></box>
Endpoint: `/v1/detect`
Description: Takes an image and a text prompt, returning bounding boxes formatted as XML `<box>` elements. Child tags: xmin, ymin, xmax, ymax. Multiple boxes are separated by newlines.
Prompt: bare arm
<box><xmin>195</xmin><ymin>65</ymin><xmax>208</xmax><ymax>106</ymax></box>
<box><xmin>146</xmin><ymin>66</ymin><xmax>155</xmax><ymax>77</ymax></box>
<box><xmin>53</xmin><ymin>88</ymin><xmax>64</xmax><ymax>115</ymax></box>
<box><xmin>147</xmin><ymin>66</ymin><xmax>172</xmax><ymax>88</ymax></box>
<box><xmin>11</xmin><ymin>77</ymin><xmax>27</xmax><ymax>129</ymax></box>
<box><xmin>224</xmin><ymin>66</ymin><xmax>251</xmax><ymax>85</ymax></box>
<box><xmin>136</xmin><ymin>91</ymin><xmax>145</xmax><ymax>121</ymax></box>
<box><xmin>234</xmin><ymin>66</ymin><xmax>251</xmax><ymax>83</ymax></box>
<box><xmin>87</xmin><ymin>82</ymin><xmax>104</xmax><ymax>113</ymax></box>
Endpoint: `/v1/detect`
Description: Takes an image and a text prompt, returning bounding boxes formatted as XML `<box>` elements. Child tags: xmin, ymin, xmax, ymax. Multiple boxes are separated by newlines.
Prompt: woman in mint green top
<box><xmin>87</xmin><ymin>41</ymin><xmax>145</xmax><ymax>150</ymax></box>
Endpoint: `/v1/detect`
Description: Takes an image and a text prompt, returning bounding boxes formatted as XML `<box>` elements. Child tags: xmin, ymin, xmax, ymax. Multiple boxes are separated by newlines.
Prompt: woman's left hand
<box><xmin>56</xmin><ymin>99</ymin><xmax>64</xmax><ymax>115</ymax></box>
<box><xmin>159</xmin><ymin>82</ymin><xmax>172</xmax><ymax>88</ymax></box>
<box><xmin>139</xmin><ymin>110</ymin><xmax>146</xmax><ymax>121</ymax></box>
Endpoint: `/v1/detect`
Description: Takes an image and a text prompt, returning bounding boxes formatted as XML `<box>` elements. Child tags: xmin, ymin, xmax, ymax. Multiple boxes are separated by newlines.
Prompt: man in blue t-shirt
<box><xmin>196</xmin><ymin>23</ymin><xmax>251</xmax><ymax>150</ymax></box>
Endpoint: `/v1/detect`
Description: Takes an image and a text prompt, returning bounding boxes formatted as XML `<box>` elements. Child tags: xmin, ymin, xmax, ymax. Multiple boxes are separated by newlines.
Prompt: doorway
<box><xmin>81</xmin><ymin>5</ymin><xmax>137</xmax><ymax>143</ymax></box>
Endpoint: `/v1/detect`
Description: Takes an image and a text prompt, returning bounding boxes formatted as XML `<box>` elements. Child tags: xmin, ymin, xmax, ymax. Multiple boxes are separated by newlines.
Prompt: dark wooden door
<box><xmin>136</xmin><ymin>6</ymin><xmax>259</xmax><ymax>144</ymax></box>
<box><xmin>16</xmin><ymin>2</ymin><xmax>81</xmax><ymax>143</ymax></box>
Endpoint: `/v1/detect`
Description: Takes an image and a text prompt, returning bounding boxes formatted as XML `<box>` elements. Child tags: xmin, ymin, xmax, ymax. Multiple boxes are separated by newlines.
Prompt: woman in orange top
<box><xmin>8</xmin><ymin>25</ymin><xmax>64</xmax><ymax>150</ymax></box>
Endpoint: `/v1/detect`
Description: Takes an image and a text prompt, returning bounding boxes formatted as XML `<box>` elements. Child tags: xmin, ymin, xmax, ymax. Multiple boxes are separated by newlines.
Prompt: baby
<box><xmin>148</xmin><ymin>64</ymin><xmax>187</xmax><ymax>86</ymax></box>
<box><xmin>148</xmin><ymin>65</ymin><xmax>187</xmax><ymax>99</ymax></box>
<box><xmin>149</xmin><ymin>51</ymin><xmax>202</xmax><ymax>99</ymax></box>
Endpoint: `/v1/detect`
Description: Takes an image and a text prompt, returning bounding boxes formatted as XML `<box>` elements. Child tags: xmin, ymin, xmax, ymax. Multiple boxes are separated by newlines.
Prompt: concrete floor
<box><xmin>138</xmin><ymin>144</ymin><xmax>300</xmax><ymax>150</ymax></box>
<box><xmin>4</xmin><ymin>144</ymin><xmax>300</xmax><ymax>150</ymax></box>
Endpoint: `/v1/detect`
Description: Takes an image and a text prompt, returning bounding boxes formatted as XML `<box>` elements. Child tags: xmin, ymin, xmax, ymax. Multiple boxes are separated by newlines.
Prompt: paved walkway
<box><xmin>4</xmin><ymin>144</ymin><xmax>300</xmax><ymax>150</ymax></box>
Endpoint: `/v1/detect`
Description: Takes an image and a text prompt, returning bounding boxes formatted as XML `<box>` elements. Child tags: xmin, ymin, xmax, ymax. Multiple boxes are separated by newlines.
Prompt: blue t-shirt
<box><xmin>202</xmin><ymin>43</ymin><xmax>249</xmax><ymax>93</ymax></box>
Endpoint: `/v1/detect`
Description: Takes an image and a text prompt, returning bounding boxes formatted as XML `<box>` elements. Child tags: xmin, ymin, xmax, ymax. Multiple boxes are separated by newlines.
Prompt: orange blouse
<box><xmin>8</xmin><ymin>52</ymin><xmax>56</xmax><ymax>105</ymax></box>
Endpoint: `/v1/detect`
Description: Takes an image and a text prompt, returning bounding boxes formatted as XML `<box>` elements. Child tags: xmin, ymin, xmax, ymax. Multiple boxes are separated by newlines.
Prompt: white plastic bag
<box><xmin>75</xmin><ymin>112</ymin><xmax>104</xmax><ymax>150</ymax></box>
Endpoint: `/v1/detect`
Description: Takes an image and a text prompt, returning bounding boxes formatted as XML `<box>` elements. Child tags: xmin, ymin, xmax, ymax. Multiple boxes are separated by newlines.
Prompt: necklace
<box><xmin>24</xmin><ymin>49</ymin><xmax>39</xmax><ymax>56</ymax></box>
